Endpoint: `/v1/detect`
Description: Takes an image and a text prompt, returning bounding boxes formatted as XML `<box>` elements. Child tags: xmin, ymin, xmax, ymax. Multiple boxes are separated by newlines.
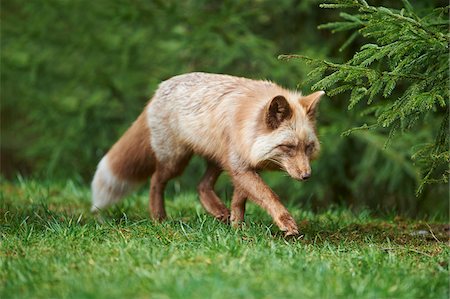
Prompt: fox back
<box><xmin>147</xmin><ymin>72</ymin><xmax>322</xmax><ymax>177</ymax></box>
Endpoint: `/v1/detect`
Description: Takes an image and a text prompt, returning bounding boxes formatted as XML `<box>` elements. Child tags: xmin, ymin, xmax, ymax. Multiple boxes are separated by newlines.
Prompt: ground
<box><xmin>1</xmin><ymin>179</ymin><xmax>448</xmax><ymax>299</ymax></box>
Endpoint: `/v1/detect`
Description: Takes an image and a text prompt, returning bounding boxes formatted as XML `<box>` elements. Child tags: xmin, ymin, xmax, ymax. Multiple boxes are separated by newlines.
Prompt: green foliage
<box><xmin>1</xmin><ymin>180</ymin><xmax>449</xmax><ymax>299</ymax></box>
<box><xmin>1</xmin><ymin>0</ymin><xmax>448</xmax><ymax>214</ymax></box>
<box><xmin>280</xmin><ymin>0</ymin><xmax>449</xmax><ymax>192</ymax></box>
<box><xmin>1</xmin><ymin>0</ymin><xmax>322</xmax><ymax>179</ymax></box>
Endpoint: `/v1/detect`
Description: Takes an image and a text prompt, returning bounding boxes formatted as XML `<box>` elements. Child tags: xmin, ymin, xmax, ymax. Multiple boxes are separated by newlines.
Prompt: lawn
<box><xmin>1</xmin><ymin>179</ymin><xmax>448</xmax><ymax>299</ymax></box>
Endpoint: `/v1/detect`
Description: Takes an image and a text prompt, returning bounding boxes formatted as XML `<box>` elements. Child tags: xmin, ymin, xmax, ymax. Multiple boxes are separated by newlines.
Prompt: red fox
<box><xmin>92</xmin><ymin>72</ymin><xmax>324</xmax><ymax>236</ymax></box>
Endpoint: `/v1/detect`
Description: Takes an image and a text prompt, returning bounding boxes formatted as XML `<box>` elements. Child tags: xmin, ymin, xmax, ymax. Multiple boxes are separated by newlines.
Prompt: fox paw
<box><xmin>230</xmin><ymin>210</ymin><xmax>245</xmax><ymax>228</ymax></box>
<box><xmin>278</xmin><ymin>213</ymin><xmax>299</xmax><ymax>237</ymax></box>
<box><xmin>215</xmin><ymin>209</ymin><xmax>231</xmax><ymax>224</ymax></box>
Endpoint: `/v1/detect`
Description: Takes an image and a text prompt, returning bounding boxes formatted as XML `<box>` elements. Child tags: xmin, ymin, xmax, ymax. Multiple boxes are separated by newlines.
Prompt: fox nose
<box><xmin>301</xmin><ymin>172</ymin><xmax>311</xmax><ymax>180</ymax></box>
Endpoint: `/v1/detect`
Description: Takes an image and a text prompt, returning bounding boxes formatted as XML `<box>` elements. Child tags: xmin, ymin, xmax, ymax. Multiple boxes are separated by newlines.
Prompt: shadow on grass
<box><xmin>297</xmin><ymin>220</ymin><xmax>449</xmax><ymax>246</ymax></box>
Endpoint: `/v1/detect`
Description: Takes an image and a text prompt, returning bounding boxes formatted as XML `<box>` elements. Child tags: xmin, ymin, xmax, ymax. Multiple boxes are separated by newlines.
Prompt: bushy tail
<box><xmin>91</xmin><ymin>156</ymin><xmax>136</xmax><ymax>212</ymax></box>
<box><xmin>91</xmin><ymin>110</ymin><xmax>156</xmax><ymax>212</ymax></box>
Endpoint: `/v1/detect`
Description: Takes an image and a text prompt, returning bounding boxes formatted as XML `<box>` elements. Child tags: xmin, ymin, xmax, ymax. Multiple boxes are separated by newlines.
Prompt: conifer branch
<box><xmin>278</xmin><ymin>55</ymin><xmax>427</xmax><ymax>81</ymax></box>
<box><xmin>280</xmin><ymin>0</ymin><xmax>449</xmax><ymax>190</ymax></box>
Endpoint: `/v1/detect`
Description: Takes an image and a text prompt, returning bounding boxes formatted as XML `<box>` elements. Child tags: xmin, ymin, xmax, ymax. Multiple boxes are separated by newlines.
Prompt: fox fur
<box><xmin>91</xmin><ymin>72</ymin><xmax>324</xmax><ymax>236</ymax></box>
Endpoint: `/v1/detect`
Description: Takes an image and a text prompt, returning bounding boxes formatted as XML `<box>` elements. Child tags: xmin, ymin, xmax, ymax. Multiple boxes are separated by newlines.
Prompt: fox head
<box><xmin>251</xmin><ymin>91</ymin><xmax>324</xmax><ymax>181</ymax></box>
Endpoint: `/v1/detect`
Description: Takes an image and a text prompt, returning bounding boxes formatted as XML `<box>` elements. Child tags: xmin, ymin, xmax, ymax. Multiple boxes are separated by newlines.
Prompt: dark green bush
<box><xmin>277</xmin><ymin>0</ymin><xmax>448</xmax><ymax>215</ymax></box>
<box><xmin>1</xmin><ymin>0</ymin><xmax>447</xmax><ymax>216</ymax></box>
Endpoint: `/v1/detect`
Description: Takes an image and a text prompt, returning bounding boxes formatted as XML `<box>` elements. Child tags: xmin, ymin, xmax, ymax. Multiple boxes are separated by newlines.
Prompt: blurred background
<box><xmin>2</xmin><ymin>0</ymin><xmax>448</xmax><ymax>218</ymax></box>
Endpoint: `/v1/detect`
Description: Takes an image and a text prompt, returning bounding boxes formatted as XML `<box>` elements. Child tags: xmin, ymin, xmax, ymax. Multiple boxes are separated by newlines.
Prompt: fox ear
<box><xmin>266</xmin><ymin>95</ymin><xmax>292</xmax><ymax>130</ymax></box>
<box><xmin>300</xmin><ymin>91</ymin><xmax>324</xmax><ymax>120</ymax></box>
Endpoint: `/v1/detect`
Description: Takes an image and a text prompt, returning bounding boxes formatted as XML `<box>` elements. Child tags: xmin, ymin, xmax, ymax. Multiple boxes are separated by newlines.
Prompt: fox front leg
<box><xmin>230</xmin><ymin>187</ymin><xmax>247</xmax><ymax>227</ymax></box>
<box><xmin>230</xmin><ymin>170</ymin><xmax>299</xmax><ymax>237</ymax></box>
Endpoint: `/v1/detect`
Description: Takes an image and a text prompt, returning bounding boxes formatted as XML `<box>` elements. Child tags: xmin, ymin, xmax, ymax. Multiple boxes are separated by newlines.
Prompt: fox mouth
<box><xmin>255</xmin><ymin>160</ymin><xmax>311</xmax><ymax>181</ymax></box>
<box><xmin>285</xmin><ymin>169</ymin><xmax>311</xmax><ymax>181</ymax></box>
<box><xmin>290</xmin><ymin>175</ymin><xmax>310</xmax><ymax>181</ymax></box>
<box><xmin>297</xmin><ymin>174</ymin><xmax>311</xmax><ymax>181</ymax></box>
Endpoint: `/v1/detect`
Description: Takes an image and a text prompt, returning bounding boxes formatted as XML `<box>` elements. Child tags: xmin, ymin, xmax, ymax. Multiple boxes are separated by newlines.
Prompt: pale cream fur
<box><xmin>91</xmin><ymin>72</ymin><xmax>324</xmax><ymax>235</ymax></box>
<box><xmin>146</xmin><ymin>73</ymin><xmax>318</xmax><ymax>171</ymax></box>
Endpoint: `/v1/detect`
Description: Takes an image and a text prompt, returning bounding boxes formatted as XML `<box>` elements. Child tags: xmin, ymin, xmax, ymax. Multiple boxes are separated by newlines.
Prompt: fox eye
<box><xmin>305</xmin><ymin>143</ymin><xmax>315</xmax><ymax>155</ymax></box>
<box><xmin>278</xmin><ymin>144</ymin><xmax>296</xmax><ymax>151</ymax></box>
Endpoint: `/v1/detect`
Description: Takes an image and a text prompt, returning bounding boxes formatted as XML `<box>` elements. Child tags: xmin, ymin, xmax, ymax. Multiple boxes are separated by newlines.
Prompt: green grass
<box><xmin>1</xmin><ymin>179</ymin><xmax>448</xmax><ymax>299</ymax></box>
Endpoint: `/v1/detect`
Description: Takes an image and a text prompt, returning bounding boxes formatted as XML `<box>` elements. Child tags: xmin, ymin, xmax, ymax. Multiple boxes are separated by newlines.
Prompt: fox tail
<box><xmin>91</xmin><ymin>111</ymin><xmax>155</xmax><ymax>212</ymax></box>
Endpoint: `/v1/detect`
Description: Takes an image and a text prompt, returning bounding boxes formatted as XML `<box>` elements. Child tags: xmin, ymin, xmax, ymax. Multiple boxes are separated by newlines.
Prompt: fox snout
<box><xmin>300</xmin><ymin>171</ymin><xmax>311</xmax><ymax>180</ymax></box>
<box><xmin>291</xmin><ymin>170</ymin><xmax>311</xmax><ymax>181</ymax></box>
<box><xmin>284</xmin><ymin>160</ymin><xmax>312</xmax><ymax>181</ymax></box>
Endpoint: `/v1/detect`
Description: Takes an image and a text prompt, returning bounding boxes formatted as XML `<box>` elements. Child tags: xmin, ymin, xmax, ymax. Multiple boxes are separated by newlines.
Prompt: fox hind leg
<box><xmin>149</xmin><ymin>154</ymin><xmax>192</xmax><ymax>221</ymax></box>
<box><xmin>197</xmin><ymin>162</ymin><xmax>230</xmax><ymax>222</ymax></box>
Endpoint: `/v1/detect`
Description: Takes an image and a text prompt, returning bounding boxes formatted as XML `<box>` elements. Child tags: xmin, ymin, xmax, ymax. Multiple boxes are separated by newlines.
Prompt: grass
<box><xmin>1</xmin><ymin>179</ymin><xmax>448</xmax><ymax>299</ymax></box>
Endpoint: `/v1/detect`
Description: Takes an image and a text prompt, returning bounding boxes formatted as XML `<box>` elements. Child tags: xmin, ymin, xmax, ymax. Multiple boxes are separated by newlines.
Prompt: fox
<box><xmin>91</xmin><ymin>72</ymin><xmax>324</xmax><ymax>236</ymax></box>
